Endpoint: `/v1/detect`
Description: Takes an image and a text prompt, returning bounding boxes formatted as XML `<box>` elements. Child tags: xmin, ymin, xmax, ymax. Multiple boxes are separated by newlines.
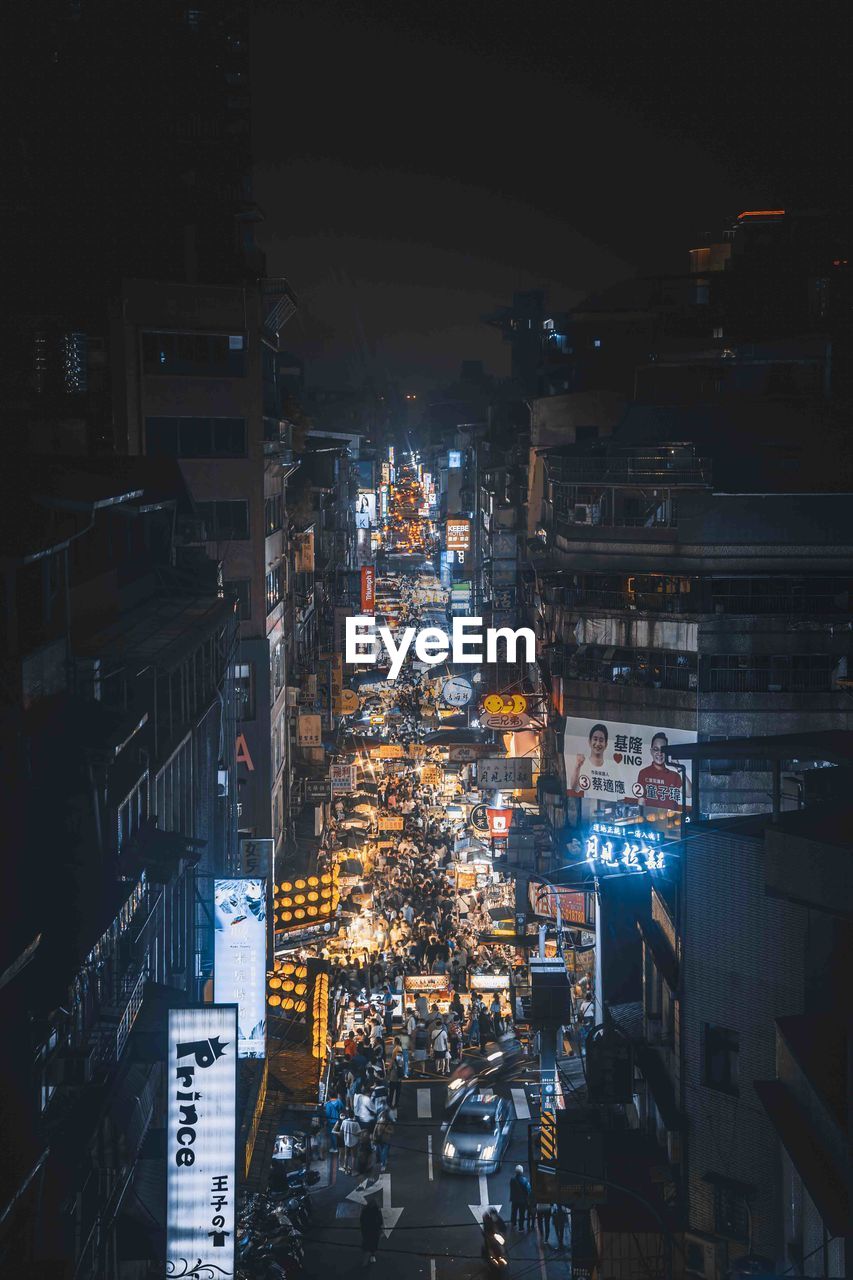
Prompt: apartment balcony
<box><xmin>261</xmin><ymin>277</ymin><xmax>298</xmax><ymax>336</ymax></box>
<box><xmin>546</xmin><ymin>448</ymin><xmax>712</xmax><ymax>488</ymax></box>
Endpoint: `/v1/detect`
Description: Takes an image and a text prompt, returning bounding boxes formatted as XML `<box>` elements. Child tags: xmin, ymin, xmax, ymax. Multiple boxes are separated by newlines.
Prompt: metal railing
<box><xmin>91</xmin><ymin>966</ymin><xmax>146</xmax><ymax>1067</ymax></box>
<box><xmin>548</xmin><ymin>453</ymin><xmax>711</xmax><ymax>486</ymax></box>
<box><xmin>707</xmin><ymin>667</ymin><xmax>834</xmax><ymax>694</ymax></box>
<box><xmin>544</xmin><ymin>588</ymin><xmax>697</xmax><ymax>614</ymax></box>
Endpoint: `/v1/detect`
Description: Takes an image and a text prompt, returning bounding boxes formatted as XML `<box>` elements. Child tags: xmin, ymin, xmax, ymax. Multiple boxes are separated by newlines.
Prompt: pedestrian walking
<box><xmin>509</xmin><ymin>1164</ymin><xmax>532</xmax><ymax>1230</ymax></box>
<box><xmin>325</xmin><ymin>1093</ymin><xmax>344</xmax><ymax>1153</ymax></box>
<box><xmin>338</xmin><ymin>1111</ymin><xmax>362</xmax><ymax>1175</ymax></box>
<box><xmin>356</xmin><ymin>1126</ymin><xmax>374</xmax><ymax>1176</ymax></box>
<box><xmin>430</xmin><ymin>1019</ymin><xmax>449</xmax><ymax>1075</ymax></box>
<box><xmin>372</xmin><ymin>1107</ymin><xmax>395</xmax><ymax>1173</ymax></box>
<box><xmin>526</xmin><ymin>1182</ymin><xmax>537</xmax><ymax>1231</ymax></box>
<box><xmin>536</xmin><ymin>1201</ymin><xmax>552</xmax><ymax>1240</ymax></box>
<box><xmin>552</xmin><ymin>1203</ymin><xmax>568</xmax><ymax>1250</ymax></box>
<box><xmin>388</xmin><ymin>1040</ymin><xmax>405</xmax><ymax>1109</ymax></box>
<box><xmin>360</xmin><ymin>1197</ymin><xmax>383</xmax><ymax>1265</ymax></box>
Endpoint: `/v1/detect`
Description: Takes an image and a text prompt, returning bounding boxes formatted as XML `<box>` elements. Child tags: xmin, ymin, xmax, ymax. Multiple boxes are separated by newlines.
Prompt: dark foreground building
<box><xmin>0</xmin><ymin>457</ymin><xmax>237</xmax><ymax>1276</ymax></box>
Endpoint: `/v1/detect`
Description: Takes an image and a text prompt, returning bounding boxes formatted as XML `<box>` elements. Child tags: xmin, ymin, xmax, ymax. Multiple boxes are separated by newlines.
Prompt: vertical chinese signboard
<box><xmin>214</xmin><ymin>879</ymin><xmax>267</xmax><ymax>1058</ymax></box>
<box><xmin>361</xmin><ymin>565</ymin><xmax>376</xmax><ymax>613</ymax></box>
<box><xmin>166</xmin><ymin>1005</ymin><xmax>238</xmax><ymax>1277</ymax></box>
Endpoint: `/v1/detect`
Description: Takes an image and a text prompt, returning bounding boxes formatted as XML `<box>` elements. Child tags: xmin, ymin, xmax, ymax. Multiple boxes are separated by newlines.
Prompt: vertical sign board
<box><xmin>361</xmin><ymin>565</ymin><xmax>376</xmax><ymax>613</ymax></box>
<box><xmin>214</xmin><ymin>879</ymin><xmax>267</xmax><ymax>1058</ymax></box>
<box><xmin>167</xmin><ymin>1005</ymin><xmax>238</xmax><ymax>1278</ymax></box>
<box><xmin>239</xmin><ymin>837</ymin><xmax>273</xmax><ymax>880</ymax></box>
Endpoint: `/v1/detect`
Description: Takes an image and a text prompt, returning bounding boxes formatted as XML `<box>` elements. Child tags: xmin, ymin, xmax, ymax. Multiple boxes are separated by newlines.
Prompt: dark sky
<box><xmin>253</xmin><ymin>0</ymin><xmax>850</xmax><ymax>392</ymax></box>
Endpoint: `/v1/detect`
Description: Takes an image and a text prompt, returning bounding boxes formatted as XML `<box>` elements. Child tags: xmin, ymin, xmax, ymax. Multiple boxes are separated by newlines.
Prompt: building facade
<box><xmin>112</xmin><ymin>276</ymin><xmax>298</xmax><ymax>856</ymax></box>
<box><xmin>0</xmin><ymin>457</ymin><xmax>237</xmax><ymax>1277</ymax></box>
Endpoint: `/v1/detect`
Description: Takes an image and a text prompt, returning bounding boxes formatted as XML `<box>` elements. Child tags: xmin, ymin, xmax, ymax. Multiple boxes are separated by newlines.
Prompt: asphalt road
<box><xmin>300</xmin><ymin>1076</ymin><xmax>572</xmax><ymax>1279</ymax></box>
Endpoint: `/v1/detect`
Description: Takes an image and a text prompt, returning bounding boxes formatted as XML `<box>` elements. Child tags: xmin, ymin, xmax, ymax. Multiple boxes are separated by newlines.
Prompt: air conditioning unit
<box><xmin>286</xmin><ymin>687</ymin><xmax>300</xmax><ymax>708</ymax></box>
<box><xmin>217</xmin><ymin>768</ymin><xmax>230</xmax><ymax>798</ymax></box>
<box><xmin>684</xmin><ymin>1234</ymin><xmax>722</xmax><ymax>1280</ymax></box>
<box><xmin>572</xmin><ymin>504</ymin><xmax>593</xmax><ymax>524</ymax></box>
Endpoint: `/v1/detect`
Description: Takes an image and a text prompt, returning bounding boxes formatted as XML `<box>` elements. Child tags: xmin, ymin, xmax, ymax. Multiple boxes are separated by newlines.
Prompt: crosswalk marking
<box><xmin>417</xmin><ymin>1088</ymin><xmax>432</xmax><ymax>1118</ymax></box>
<box><xmin>511</xmin><ymin>1087</ymin><xmax>531</xmax><ymax>1119</ymax></box>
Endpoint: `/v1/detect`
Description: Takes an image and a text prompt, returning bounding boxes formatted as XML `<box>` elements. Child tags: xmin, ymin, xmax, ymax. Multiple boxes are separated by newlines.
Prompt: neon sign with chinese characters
<box><xmin>585</xmin><ymin>820</ymin><xmax>666</xmax><ymax>873</ymax></box>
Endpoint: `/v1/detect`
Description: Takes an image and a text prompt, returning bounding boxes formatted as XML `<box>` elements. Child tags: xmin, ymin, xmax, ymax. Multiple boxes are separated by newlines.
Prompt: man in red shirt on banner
<box><xmin>636</xmin><ymin>732</ymin><xmax>690</xmax><ymax>809</ymax></box>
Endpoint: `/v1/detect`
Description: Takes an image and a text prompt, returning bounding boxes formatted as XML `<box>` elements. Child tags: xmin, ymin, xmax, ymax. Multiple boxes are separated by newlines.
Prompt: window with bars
<box><xmin>234</xmin><ymin>663</ymin><xmax>255</xmax><ymax>721</ymax></box>
<box><xmin>266</xmin><ymin>563</ymin><xmax>284</xmax><ymax>614</ymax></box>
<box><xmin>265</xmin><ymin>493</ymin><xmax>283</xmax><ymax>535</ymax></box>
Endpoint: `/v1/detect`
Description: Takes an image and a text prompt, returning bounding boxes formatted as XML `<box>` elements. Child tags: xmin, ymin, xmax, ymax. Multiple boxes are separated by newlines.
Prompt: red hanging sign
<box><xmin>361</xmin><ymin>565</ymin><xmax>376</xmax><ymax>613</ymax></box>
<box><xmin>486</xmin><ymin>807</ymin><xmax>513</xmax><ymax>837</ymax></box>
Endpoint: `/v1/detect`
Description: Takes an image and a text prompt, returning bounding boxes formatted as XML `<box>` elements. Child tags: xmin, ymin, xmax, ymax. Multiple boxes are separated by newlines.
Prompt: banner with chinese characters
<box><xmin>477</xmin><ymin>757</ymin><xmax>533</xmax><ymax>789</ymax></box>
<box><xmin>361</xmin><ymin>564</ymin><xmax>376</xmax><ymax>613</ymax></box>
<box><xmin>297</xmin><ymin>713</ymin><xmax>323</xmax><ymax>747</ymax></box>
<box><xmin>166</xmin><ymin>1005</ymin><xmax>238</xmax><ymax>1278</ymax></box>
<box><xmin>563</xmin><ymin>717</ymin><xmax>696</xmax><ymax>810</ymax></box>
<box><xmin>330</xmin><ymin>762</ymin><xmax>357</xmax><ymax>796</ymax></box>
<box><xmin>584</xmin><ymin>819</ymin><xmax>668</xmax><ymax>873</ymax></box>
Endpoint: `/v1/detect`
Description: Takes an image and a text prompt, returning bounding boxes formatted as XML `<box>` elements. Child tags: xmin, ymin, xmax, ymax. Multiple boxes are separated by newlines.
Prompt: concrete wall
<box><xmin>681</xmin><ymin>829</ymin><xmax>807</xmax><ymax>1265</ymax></box>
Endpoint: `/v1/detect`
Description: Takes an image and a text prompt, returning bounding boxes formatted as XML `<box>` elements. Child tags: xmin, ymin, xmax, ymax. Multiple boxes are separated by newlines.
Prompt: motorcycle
<box><xmin>482</xmin><ymin>1211</ymin><xmax>509</xmax><ymax>1275</ymax></box>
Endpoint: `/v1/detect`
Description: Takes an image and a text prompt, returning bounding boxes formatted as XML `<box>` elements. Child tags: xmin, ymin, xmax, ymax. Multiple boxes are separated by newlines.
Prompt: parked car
<box><xmin>441</xmin><ymin>1090</ymin><xmax>513</xmax><ymax>1175</ymax></box>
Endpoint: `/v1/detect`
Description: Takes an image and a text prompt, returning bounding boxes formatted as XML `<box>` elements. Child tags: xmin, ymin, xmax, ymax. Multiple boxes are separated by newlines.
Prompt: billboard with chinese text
<box><xmin>564</xmin><ymin>717</ymin><xmax>696</xmax><ymax>810</ymax></box>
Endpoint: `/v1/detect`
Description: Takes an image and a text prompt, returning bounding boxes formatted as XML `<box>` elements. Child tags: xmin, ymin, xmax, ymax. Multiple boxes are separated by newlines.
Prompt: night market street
<box><xmin>253</xmin><ymin>461</ymin><xmax>577</xmax><ymax>1277</ymax></box>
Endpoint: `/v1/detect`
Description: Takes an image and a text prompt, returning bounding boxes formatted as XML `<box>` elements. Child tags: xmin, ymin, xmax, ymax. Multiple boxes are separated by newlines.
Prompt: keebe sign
<box><xmin>166</xmin><ymin>1005</ymin><xmax>238</xmax><ymax>1278</ymax></box>
<box><xmin>345</xmin><ymin>616</ymin><xmax>535</xmax><ymax>680</ymax></box>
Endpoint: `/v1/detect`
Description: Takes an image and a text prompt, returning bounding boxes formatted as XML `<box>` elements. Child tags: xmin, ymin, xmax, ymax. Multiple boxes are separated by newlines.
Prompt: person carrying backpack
<box><xmin>372</xmin><ymin>1107</ymin><xmax>395</xmax><ymax>1173</ymax></box>
<box><xmin>509</xmin><ymin>1164</ymin><xmax>532</xmax><ymax>1230</ymax></box>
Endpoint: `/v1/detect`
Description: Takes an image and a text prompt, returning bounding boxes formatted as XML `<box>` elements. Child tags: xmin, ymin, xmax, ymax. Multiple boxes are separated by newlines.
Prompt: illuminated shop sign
<box><xmin>166</xmin><ymin>1005</ymin><xmax>238</xmax><ymax>1278</ymax></box>
<box><xmin>584</xmin><ymin>821</ymin><xmax>666</xmax><ymax>873</ymax></box>
<box><xmin>214</xmin><ymin>879</ymin><xmax>267</xmax><ymax>1058</ymax></box>
<box><xmin>448</xmin><ymin>450</ymin><xmax>462</xmax><ymax>468</ymax></box>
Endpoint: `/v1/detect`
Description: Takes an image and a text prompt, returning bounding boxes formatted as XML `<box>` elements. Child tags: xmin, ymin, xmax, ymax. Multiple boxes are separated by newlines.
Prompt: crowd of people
<box><xmin>317</xmin><ymin>759</ymin><xmax>518</xmax><ymax>1187</ymax></box>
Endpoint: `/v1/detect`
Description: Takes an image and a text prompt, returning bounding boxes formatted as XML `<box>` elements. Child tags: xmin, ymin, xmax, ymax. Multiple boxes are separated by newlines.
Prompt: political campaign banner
<box><xmin>563</xmin><ymin>717</ymin><xmax>696</xmax><ymax>810</ymax></box>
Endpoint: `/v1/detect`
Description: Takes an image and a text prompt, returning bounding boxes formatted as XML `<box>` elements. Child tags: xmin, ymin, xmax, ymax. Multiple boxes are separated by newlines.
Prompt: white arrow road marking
<box><xmin>511</xmin><ymin>1087</ymin><xmax>531</xmax><ymax>1120</ymax></box>
<box><xmin>427</xmin><ymin>1133</ymin><xmax>434</xmax><ymax>1181</ymax></box>
<box><xmin>346</xmin><ymin>1173</ymin><xmax>404</xmax><ymax>1237</ymax></box>
<box><xmin>469</xmin><ymin>1171</ymin><xmax>502</xmax><ymax>1224</ymax></box>
<box><xmin>417</xmin><ymin>1088</ymin><xmax>432</xmax><ymax>1118</ymax></box>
